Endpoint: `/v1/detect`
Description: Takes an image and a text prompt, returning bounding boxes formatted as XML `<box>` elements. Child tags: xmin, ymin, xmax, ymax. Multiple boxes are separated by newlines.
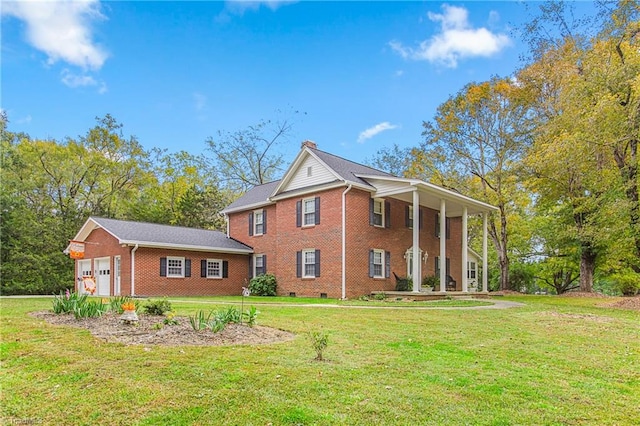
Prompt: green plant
<box><xmin>143</xmin><ymin>298</ymin><xmax>173</xmax><ymax>316</ymax></box>
<box><xmin>248</xmin><ymin>273</ymin><xmax>277</xmax><ymax>296</ymax></box>
<box><xmin>308</xmin><ymin>330</ymin><xmax>329</xmax><ymax>361</ymax></box>
<box><xmin>216</xmin><ymin>306</ymin><xmax>241</xmax><ymax>324</ymax></box>
<box><xmin>52</xmin><ymin>289</ymin><xmax>87</xmax><ymax>314</ymax></box>
<box><xmin>109</xmin><ymin>296</ymin><xmax>140</xmax><ymax>314</ymax></box>
<box><xmin>373</xmin><ymin>292</ymin><xmax>386</xmax><ymax>301</ymax></box>
<box><xmin>243</xmin><ymin>306</ymin><xmax>258</xmax><ymax>327</ymax></box>
<box><xmin>152</xmin><ymin>323</ymin><xmax>163</xmax><ymax>330</ymax></box>
<box><xmin>73</xmin><ymin>299</ymin><xmax>108</xmax><ymax>319</ymax></box>
<box><xmin>188</xmin><ymin>310</ymin><xmax>212</xmax><ymax>331</ymax></box>
<box><xmin>163</xmin><ymin>311</ymin><xmax>179</xmax><ymax>325</ymax></box>
<box><xmin>611</xmin><ymin>271</ymin><xmax>640</xmax><ymax>296</ymax></box>
<box><xmin>422</xmin><ymin>275</ymin><xmax>438</xmax><ymax>289</ymax></box>
<box><xmin>395</xmin><ymin>277</ymin><xmax>413</xmax><ymax>291</ymax></box>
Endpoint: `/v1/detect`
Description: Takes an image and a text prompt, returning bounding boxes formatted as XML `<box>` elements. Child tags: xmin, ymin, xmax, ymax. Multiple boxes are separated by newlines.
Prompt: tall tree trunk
<box><xmin>499</xmin><ymin>251</ymin><xmax>510</xmax><ymax>291</ymax></box>
<box><xmin>579</xmin><ymin>244</ymin><xmax>596</xmax><ymax>292</ymax></box>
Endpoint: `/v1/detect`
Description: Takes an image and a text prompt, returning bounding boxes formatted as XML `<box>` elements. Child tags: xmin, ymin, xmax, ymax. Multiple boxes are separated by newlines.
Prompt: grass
<box><xmin>1</xmin><ymin>295</ymin><xmax>639</xmax><ymax>425</ymax></box>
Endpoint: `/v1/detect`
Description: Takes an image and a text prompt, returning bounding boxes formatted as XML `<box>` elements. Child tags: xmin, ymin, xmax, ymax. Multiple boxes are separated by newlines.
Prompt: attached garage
<box><xmin>66</xmin><ymin>217</ymin><xmax>253</xmax><ymax>297</ymax></box>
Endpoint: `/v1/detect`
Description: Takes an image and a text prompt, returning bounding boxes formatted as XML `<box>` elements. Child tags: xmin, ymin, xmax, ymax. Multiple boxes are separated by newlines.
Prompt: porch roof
<box><xmin>356</xmin><ymin>175</ymin><xmax>498</xmax><ymax>217</ymax></box>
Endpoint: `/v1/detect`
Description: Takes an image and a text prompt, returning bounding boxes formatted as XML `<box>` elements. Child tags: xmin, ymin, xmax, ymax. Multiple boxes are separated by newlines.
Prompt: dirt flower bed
<box><xmin>32</xmin><ymin>311</ymin><xmax>296</xmax><ymax>346</ymax></box>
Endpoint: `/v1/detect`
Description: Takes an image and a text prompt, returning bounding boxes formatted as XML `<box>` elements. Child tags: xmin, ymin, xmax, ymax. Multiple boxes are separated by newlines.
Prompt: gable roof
<box><xmin>221</xmin><ymin>180</ymin><xmax>280</xmax><ymax>214</ymax></box>
<box><xmin>309</xmin><ymin>148</ymin><xmax>394</xmax><ymax>187</ymax></box>
<box><xmin>69</xmin><ymin>217</ymin><xmax>253</xmax><ymax>254</ymax></box>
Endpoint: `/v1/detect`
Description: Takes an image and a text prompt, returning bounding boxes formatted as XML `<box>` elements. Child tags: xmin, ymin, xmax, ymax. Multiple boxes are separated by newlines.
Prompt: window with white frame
<box><xmin>467</xmin><ymin>261</ymin><xmax>477</xmax><ymax>279</ymax></box>
<box><xmin>372</xmin><ymin>199</ymin><xmax>383</xmax><ymax>227</ymax></box>
<box><xmin>255</xmin><ymin>254</ymin><xmax>265</xmax><ymax>276</ymax></box>
<box><xmin>207</xmin><ymin>259</ymin><xmax>222</xmax><ymax>278</ymax></box>
<box><xmin>254</xmin><ymin>210</ymin><xmax>264</xmax><ymax>235</ymax></box>
<box><xmin>408</xmin><ymin>205</ymin><xmax>414</xmax><ymax>229</ymax></box>
<box><xmin>303</xmin><ymin>198</ymin><xmax>316</xmax><ymax>226</ymax></box>
<box><xmin>303</xmin><ymin>249</ymin><xmax>316</xmax><ymax>278</ymax></box>
<box><xmin>167</xmin><ymin>257</ymin><xmax>185</xmax><ymax>277</ymax></box>
<box><xmin>372</xmin><ymin>249</ymin><xmax>384</xmax><ymax>278</ymax></box>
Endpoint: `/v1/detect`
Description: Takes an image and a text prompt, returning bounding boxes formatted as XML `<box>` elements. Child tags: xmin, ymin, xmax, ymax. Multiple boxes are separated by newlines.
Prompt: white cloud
<box><xmin>357</xmin><ymin>122</ymin><xmax>399</xmax><ymax>144</ymax></box>
<box><xmin>389</xmin><ymin>4</ymin><xmax>510</xmax><ymax>68</ymax></box>
<box><xmin>61</xmin><ymin>69</ymin><xmax>107</xmax><ymax>93</ymax></box>
<box><xmin>2</xmin><ymin>0</ymin><xmax>108</xmax><ymax>70</ymax></box>
<box><xmin>223</xmin><ymin>0</ymin><xmax>297</xmax><ymax>16</ymax></box>
<box><xmin>17</xmin><ymin>115</ymin><xmax>33</xmax><ymax>124</ymax></box>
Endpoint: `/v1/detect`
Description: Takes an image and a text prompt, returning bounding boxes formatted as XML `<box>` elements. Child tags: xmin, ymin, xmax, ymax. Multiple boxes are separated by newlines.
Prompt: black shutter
<box><xmin>249</xmin><ymin>256</ymin><xmax>254</xmax><ymax>279</ymax></box>
<box><xmin>296</xmin><ymin>251</ymin><xmax>302</xmax><ymax>278</ymax></box>
<box><xmin>446</xmin><ymin>257</ymin><xmax>451</xmax><ymax>276</ymax></box>
<box><xmin>248</xmin><ymin>212</ymin><xmax>254</xmax><ymax>236</ymax></box>
<box><xmin>419</xmin><ymin>209</ymin><xmax>423</xmax><ymax>229</ymax></box>
<box><xmin>315</xmin><ymin>197</ymin><xmax>321</xmax><ymax>225</ymax></box>
<box><xmin>369</xmin><ymin>198</ymin><xmax>375</xmax><ymax>225</ymax></box>
<box><xmin>296</xmin><ymin>201</ymin><xmax>302</xmax><ymax>227</ymax></box>
<box><xmin>385</xmin><ymin>201</ymin><xmax>391</xmax><ymax>228</ymax></box>
<box><xmin>385</xmin><ymin>251</ymin><xmax>391</xmax><ymax>278</ymax></box>
<box><xmin>185</xmin><ymin>259</ymin><xmax>191</xmax><ymax>277</ymax></box>
<box><xmin>263</xmin><ymin>210</ymin><xmax>267</xmax><ymax>234</ymax></box>
<box><xmin>315</xmin><ymin>249</ymin><xmax>320</xmax><ymax>277</ymax></box>
<box><xmin>446</xmin><ymin>218</ymin><xmax>451</xmax><ymax>239</ymax></box>
<box><xmin>435</xmin><ymin>256</ymin><xmax>440</xmax><ymax>276</ymax></box>
<box><xmin>369</xmin><ymin>249</ymin><xmax>374</xmax><ymax>277</ymax></box>
<box><xmin>160</xmin><ymin>257</ymin><xmax>167</xmax><ymax>277</ymax></box>
<box><xmin>263</xmin><ymin>254</ymin><xmax>267</xmax><ymax>274</ymax></box>
<box><xmin>222</xmin><ymin>261</ymin><xmax>229</xmax><ymax>278</ymax></box>
<box><xmin>405</xmin><ymin>206</ymin><xmax>410</xmax><ymax>228</ymax></box>
<box><xmin>201</xmin><ymin>259</ymin><xmax>207</xmax><ymax>277</ymax></box>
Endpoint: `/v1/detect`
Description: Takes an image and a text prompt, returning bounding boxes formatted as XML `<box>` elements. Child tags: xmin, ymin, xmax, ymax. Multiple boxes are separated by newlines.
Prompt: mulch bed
<box><xmin>32</xmin><ymin>311</ymin><xmax>296</xmax><ymax>346</ymax></box>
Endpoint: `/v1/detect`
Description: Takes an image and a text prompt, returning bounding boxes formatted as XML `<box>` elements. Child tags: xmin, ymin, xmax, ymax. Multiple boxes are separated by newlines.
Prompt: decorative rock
<box><xmin>120</xmin><ymin>310</ymin><xmax>139</xmax><ymax>324</ymax></box>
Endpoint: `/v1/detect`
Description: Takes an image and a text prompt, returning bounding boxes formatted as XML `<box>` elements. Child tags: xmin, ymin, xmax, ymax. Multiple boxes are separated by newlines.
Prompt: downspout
<box><xmin>341</xmin><ymin>184</ymin><xmax>353</xmax><ymax>300</ymax></box>
<box><xmin>130</xmin><ymin>244</ymin><xmax>139</xmax><ymax>296</ymax></box>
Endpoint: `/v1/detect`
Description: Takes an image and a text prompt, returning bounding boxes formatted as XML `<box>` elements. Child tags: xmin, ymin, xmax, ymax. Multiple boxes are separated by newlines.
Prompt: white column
<box><xmin>482</xmin><ymin>212</ymin><xmax>488</xmax><ymax>292</ymax></box>
<box><xmin>439</xmin><ymin>199</ymin><xmax>446</xmax><ymax>292</ymax></box>
<box><xmin>412</xmin><ymin>190</ymin><xmax>420</xmax><ymax>292</ymax></box>
<box><xmin>462</xmin><ymin>206</ymin><xmax>468</xmax><ymax>293</ymax></box>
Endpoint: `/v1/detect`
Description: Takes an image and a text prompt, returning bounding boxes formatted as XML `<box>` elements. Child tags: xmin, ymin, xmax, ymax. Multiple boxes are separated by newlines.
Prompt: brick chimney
<box><xmin>301</xmin><ymin>140</ymin><xmax>317</xmax><ymax>149</ymax></box>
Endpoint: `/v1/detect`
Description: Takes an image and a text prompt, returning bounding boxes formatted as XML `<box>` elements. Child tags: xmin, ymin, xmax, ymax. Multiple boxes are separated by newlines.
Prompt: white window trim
<box><xmin>302</xmin><ymin>249</ymin><xmax>316</xmax><ymax>278</ymax></box>
<box><xmin>373</xmin><ymin>198</ymin><xmax>384</xmax><ymax>228</ymax></box>
<box><xmin>167</xmin><ymin>256</ymin><xmax>185</xmax><ymax>278</ymax></box>
<box><xmin>254</xmin><ymin>209</ymin><xmax>264</xmax><ymax>236</ymax></box>
<box><xmin>206</xmin><ymin>258</ymin><xmax>223</xmax><ymax>279</ymax></box>
<box><xmin>468</xmin><ymin>261</ymin><xmax>477</xmax><ymax>280</ymax></box>
<box><xmin>372</xmin><ymin>248</ymin><xmax>385</xmax><ymax>279</ymax></box>
<box><xmin>302</xmin><ymin>198</ymin><xmax>316</xmax><ymax>227</ymax></box>
<box><xmin>254</xmin><ymin>254</ymin><xmax>265</xmax><ymax>276</ymax></box>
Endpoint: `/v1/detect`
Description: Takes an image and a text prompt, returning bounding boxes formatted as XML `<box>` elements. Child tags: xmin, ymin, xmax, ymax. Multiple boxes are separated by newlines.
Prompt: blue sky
<box><xmin>1</xmin><ymin>1</ymin><xmax>594</xmax><ymax>165</ymax></box>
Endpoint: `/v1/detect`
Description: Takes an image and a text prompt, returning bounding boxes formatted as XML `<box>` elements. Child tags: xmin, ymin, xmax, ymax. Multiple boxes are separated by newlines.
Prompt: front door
<box><xmin>95</xmin><ymin>257</ymin><xmax>111</xmax><ymax>296</ymax></box>
<box><xmin>77</xmin><ymin>260</ymin><xmax>92</xmax><ymax>293</ymax></box>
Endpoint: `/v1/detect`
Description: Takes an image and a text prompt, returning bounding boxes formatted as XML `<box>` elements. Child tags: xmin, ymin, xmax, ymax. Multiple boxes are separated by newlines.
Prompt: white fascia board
<box><xmin>119</xmin><ymin>241</ymin><xmax>253</xmax><ymax>254</ymax></box>
<box><xmin>270</xmin><ymin>181</ymin><xmax>361</xmax><ymax>201</ymax></box>
<box><xmin>220</xmin><ymin>200</ymin><xmax>275</xmax><ymax>215</ymax></box>
<box><xmin>271</xmin><ymin>147</ymin><xmax>343</xmax><ymax>197</ymax></box>
<box><xmin>413</xmin><ymin>182</ymin><xmax>498</xmax><ymax>212</ymax></box>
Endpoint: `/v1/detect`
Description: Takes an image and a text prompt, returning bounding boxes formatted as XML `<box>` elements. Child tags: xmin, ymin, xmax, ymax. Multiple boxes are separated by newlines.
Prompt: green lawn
<box><xmin>1</xmin><ymin>295</ymin><xmax>639</xmax><ymax>425</ymax></box>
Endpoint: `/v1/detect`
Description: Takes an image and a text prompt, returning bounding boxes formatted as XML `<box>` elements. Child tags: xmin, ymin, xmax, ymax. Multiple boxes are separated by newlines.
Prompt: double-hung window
<box><xmin>254</xmin><ymin>210</ymin><xmax>264</xmax><ymax>235</ymax></box>
<box><xmin>303</xmin><ymin>250</ymin><xmax>316</xmax><ymax>277</ymax></box>
<box><xmin>303</xmin><ymin>198</ymin><xmax>316</xmax><ymax>226</ymax></box>
<box><xmin>255</xmin><ymin>254</ymin><xmax>265</xmax><ymax>276</ymax></box>
<box><xmin>468</xmin><ymin>261</ymin><xmax>477</xmax><ymax>279</ymax></box>
<box><xmin>372</xmin><ymin>199</ymin><xmax>383</xmax><ymax>227</ymax></box>
<box><xmin>372</xmin><ymin>249</ymin><xmax>384</xmax><ymax>278</ymax></box>
<box><xmin>207</xmin><ymin>259</ymin><xmax>222</xmax><ymax>279</ymax></box>
<box><xmin>167</xmin><ymin>257</ymin><xmax>184</xmax><ymax>278</ymax></box>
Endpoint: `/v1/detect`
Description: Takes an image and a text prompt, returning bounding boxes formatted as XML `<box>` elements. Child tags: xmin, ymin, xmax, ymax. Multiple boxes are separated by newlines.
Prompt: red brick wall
<box><xmin>229</xmin><ymin>203</ymin><xmax>278</xmax><ymax>275</ymax></box>
<box><xmin>77</xmin><ymin>227</ymin><xmax>250</xmax><ymax>297</ymax></box>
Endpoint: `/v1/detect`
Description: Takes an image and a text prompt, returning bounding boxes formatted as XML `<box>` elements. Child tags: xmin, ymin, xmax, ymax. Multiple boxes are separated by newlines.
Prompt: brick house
<box><xmin>221</xmin><ymin>141</ymin><xmax>497</xmax><ymax>299</ymax></box>
<box><xmin>66</xmin><ymin>217</ymin><xmax>252</xmax><ymax>297</ymax></box>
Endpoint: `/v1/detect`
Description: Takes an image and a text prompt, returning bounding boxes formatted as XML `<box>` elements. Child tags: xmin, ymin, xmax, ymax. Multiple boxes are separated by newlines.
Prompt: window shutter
<box><xmin>369</xmin><ymin>249</ymin><xmax>374</xmax><ymax>278</ymax></box>
<box><xmin>369</xmin><ymin>198</ymin><xmax>375</xmax><ymax>225</ymax></box>
<box><xmin>315</xmin><ymin>249</ymin><xmax>321</xmax><ymax>277</ymax></box>
<box><xmin>248</xmin><ymin>212</ymin><xmax>254</xmax><ymax>236</ymax></box>
<box><xmin>419</xmin><ymin>209</ymin><xmax>423</xmax><ymax>230</ymax></box>
<box><xmin>385</xmin><ymin>251</ymin><xmax>391</xmax><ymax>278</ymax></box>
<box><xmin>201</xmin><ymin>260</ymin><xmax>207</xmax><ymax>278</ymax></box>
<box><xmin>446</xmin><ymin>218</ymin><xmax>451</xmax><ymax>239</ymax></box>
<box><xmin>263</xmin><ymin>254</ymin><xmax>267</xmax><ymax>274</ymax></box>
<box><xmin>385</xmin><ymin>201</ymin><xmax>391</xmax><ymax>228</ymax></box>
<box><xmin>435</xmin><ymin>256</ymin><xmax>440</xmax><ymax>276</ymax></box>
<box><xmin>160</xmin><ymin>257</ymin><xmax>167</xmax><ymax>277</ymax></box>
<box><xmin>296</xmin><ymin>201</ymin><xmax>302</xmax><ymax>227</ymax></box>
<box><xmin>315</xmin><ymin>197</ymin><xmax>321</xmax><ymax>225</ymax></box>
<box><xmin>263</xmin><ymin>209</ymin><xmax>267</xmax><ymax>234</ymax></box>
<box><xmin>248</xmin><ymin>256</ymin><xmax>253</xmax><ymax>279</ymax></box>
<box><xmin>405</xmin><ymin>206</ymin><xmax>410</xmax><ymax>228</ymax></box>
<box><xmin>446</xmin><ymin>257</ymin><xmax>451</xmax><ymax>276</ymax></box>
<box><xmin>222</xmin><ymin>261</ymin><xmax>229</xmax><ymax>278</ymax></box>
<box><xmin>296</xmin><ymin>251</ymin><xmax>302</xmax><ymax>278</ymax></box>
<box><xmin>185</xmin><ymin>259</ymin><xmax>191</xmax><ymax>277</ymax></box>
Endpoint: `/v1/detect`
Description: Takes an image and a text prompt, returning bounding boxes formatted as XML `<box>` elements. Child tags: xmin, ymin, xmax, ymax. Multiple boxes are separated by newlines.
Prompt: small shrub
<box><xmin>163</xmin><ymin>310</ymin><xmax>179</xmax><ymax>325</ymax></box>
<box><xmin>309</xmin><ymin>330</ymin><xmax>329</xmax><ymax>361</ymax></box>
<box><xmin>73</xmin><ymin>299</ymin><xmax>108</xmax><ymax>319</ymax></box>
<box><xmin>357</xmin><ymin>295</ymin><xmax>370</xmax><ymax>301</ymax></box>
<box><xmin>152</xmin><ymin>323</ymin><xmax>163</xmax><ymax>330</ymax></box>
<box><xmin>143</xmin><ymin>298</ymin><xmax>172</xmax><ymax>316</ymax></box>
<box><xmin>395</xmin><ymin>277</ymin><xmax>412</xmax><ymax>291</ymax></box>
<box><xmin>188</xmin><ymin>310</ymin><xmax>212</xmax><ymax>331</ymax></box>
<box><xmin>373</xmin><ymin>292</ymin><xmax>386</xmax><ymax>301</ymax></box>
<box><xmin>216</xmin><ymin>306</ymin><xmax>241</xmax><ymax>324</ymax></box>
<box><xmin>249</xmin><ymin>273</ymin><xmax>277</xmax><ymax>296</ymax></box>
<box><xmin>611</xmin><ymin>272</ymin><xmax>640</xmax><ymax>296</ymax></box>
<box><xmin>422</xmin><ymin>275</ymin><xmax>438</xmax><ymax>289</ymax></box>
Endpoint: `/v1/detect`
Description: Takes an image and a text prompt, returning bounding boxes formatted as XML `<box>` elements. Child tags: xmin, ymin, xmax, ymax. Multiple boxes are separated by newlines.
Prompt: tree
<box><xmin>365</xmin><ymin>144</ymin><xmax>414</xmax><ymax>177</ymax></box>
<box><xmin>205</xmin><ymin>112</ymin><xmax>300</xmax><ymax>193</ymax></box>
<box><xmin>416</xmin><ymin>77</ymin><xmax>534</xmax><ymax>290</ymax></box>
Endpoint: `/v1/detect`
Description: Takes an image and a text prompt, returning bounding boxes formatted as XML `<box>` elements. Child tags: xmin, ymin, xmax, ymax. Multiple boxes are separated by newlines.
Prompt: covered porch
<box><xmin>359</xmin><ymin>175</ymin><xmax>498</xmax><ymax>294</ymax></box>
